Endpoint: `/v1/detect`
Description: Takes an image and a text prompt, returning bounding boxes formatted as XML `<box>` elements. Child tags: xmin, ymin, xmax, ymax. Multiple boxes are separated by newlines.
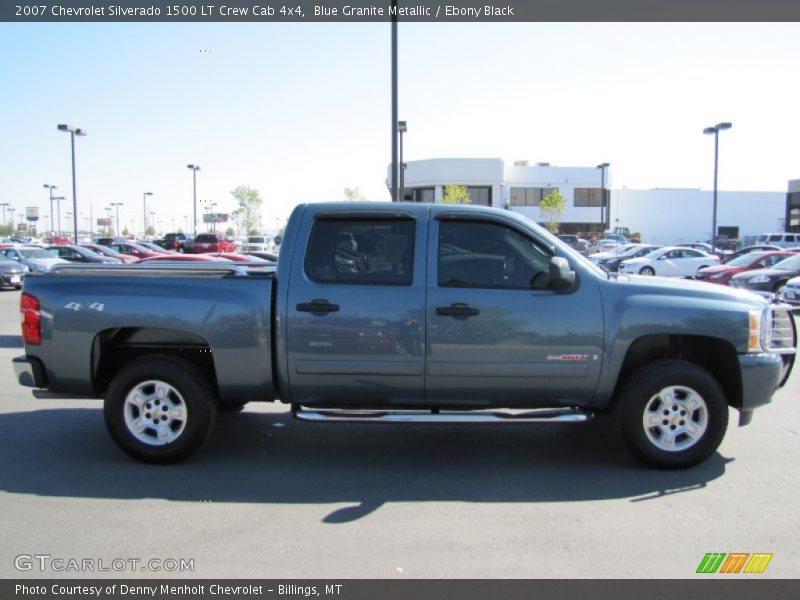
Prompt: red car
<box><xmin>193</xmin><ymin>233</ymin><xmax>236</xmax><ymax>253</ymax></box>
<box><xmin>695</xmin><ymin>251</ymin><xmax>796</xmax><ymax>285</ymax></box>
<box><xmin>137</xmin><ymin>254</ymin><xmax>226</xmax><ymax>263</ymax></box>
<box><xmin>109</xmin><ymin>242</ymin><xmax>162</xmax><ymax>260</ymax></box>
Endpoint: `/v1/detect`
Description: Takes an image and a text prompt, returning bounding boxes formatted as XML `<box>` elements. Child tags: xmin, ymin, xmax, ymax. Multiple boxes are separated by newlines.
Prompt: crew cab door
<box><xmin>425</xmin><ymin>212</ymin><xmax>604</xmax><ymax>407</ymax></box>
<box><xmin>285</xmin><ymin>208</ymin><xmax>427</xmax><ymax>406</ymax></box>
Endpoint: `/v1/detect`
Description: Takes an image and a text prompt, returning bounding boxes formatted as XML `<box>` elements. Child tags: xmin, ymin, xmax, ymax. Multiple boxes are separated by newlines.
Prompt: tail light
<box><xmin>21</xmin><ymin>292</ymin><xmax>41</xmax><ymax>345</ymax></box>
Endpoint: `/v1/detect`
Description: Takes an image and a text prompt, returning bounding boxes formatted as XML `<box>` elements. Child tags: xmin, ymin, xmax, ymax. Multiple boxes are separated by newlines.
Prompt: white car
<box><xmin>241</xmin><ymin>235</ymin><xmax>275</xmax><ymax>253</ymax></box>
<box><xmin>589</xmin><ymin>243</ymin><xmax>639</xmax><ymax>263</ymax></box>
<box><xmin>781</xmin><ymin>275</ymin><xmax>800</xmax><ymax>306</ymax></box>
<box><xmin>618</xmin><ymin>246</ymin><xmax>719</xmax><ymax>277</ymax></box>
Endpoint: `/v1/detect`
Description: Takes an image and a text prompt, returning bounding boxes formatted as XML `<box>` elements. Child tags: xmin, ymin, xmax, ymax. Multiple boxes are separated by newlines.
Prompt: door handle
<box><xmin>435</xmin><ymin>303</ymin><xmax>480</xmax><ymax>317</ymax></box>
<box><xmin>296</xmin><ymin>299</ymin><xmax>340</xmax><ymax>313</ymax></box>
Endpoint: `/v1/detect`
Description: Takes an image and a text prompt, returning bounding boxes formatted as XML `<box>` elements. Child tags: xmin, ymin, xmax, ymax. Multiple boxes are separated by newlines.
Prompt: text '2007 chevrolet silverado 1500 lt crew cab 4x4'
<box><xmin>13</xmin><ymin>203</ymin><xmax>797</xmax><ymax>468</ymax></box>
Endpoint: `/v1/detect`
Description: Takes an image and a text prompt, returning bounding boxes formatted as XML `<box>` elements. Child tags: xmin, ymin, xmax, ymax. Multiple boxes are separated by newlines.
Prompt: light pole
<box><xmin>703</xmin><ymin>122</ymin><xmax>733</xmax><ymax>255</ymax></box>
<box><xmin>111</xmin><ymin>202</ymin><xmax>124</xmax><ymax>237</ymax></box>
<box><xmin>187</xmin><ymin>164</ymin><xmax>200</xmax><ymax>237</ymax></box>
<box><xmin>143</xmin><ymin>192</ymin><xmax>153</xmax><ymax>236</ymax></box>
<box><xmin>596</xmin><ymin>162</ymin><xmax>610</xmax><ymax>232</ymax></box>
<box><xmin>0</xmin><ymin>203</ymin><xmax>8</xmax><ymax>235</ymax></box>
<box><xmin>57</xmin><ymin>124</ymin><xmax>87</xmax><ymax>244</ymax></box>
<box><xmin>9</xmin><ymin>208</ymin><xmax>16</xmax><ymax>234</ymax></box>
<box><xmin>398</xmin><ymin>120</ymin><xmax>407</xmax><ymax>201</ymax></box>
<box><xmin>390</xmin><ymin>3</ymin><xmax>398</xmax><ymax>202</ymax></box>
<box><xmin>52</xmin><ymin>196</ymin><xmax>65</xmax><ymax>236</ymax></box>
<box><xmin>43</xmin><ymin>184</ymin><xmax>57</xmax><ymax>235</ymax></box>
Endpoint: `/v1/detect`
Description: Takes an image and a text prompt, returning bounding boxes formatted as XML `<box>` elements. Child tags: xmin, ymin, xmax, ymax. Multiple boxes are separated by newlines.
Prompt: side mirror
<box><xmin>658</xmin><ymin>255</ymin><xmax>667</xmax><ymax>260</ymax></box>
<box><xmin>549</xmin><ymin>256</ymin><xmax>576</xmax><ymax>291</ymax></box>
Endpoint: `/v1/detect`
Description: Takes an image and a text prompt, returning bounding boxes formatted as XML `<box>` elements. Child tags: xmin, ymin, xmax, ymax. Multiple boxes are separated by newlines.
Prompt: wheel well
<box><xmin>615</xmin><ymin>334</ymin><xmax>742</xmax><ymax>409</ymax></box>
<box><xmin>91</xmin><ymin>327</ymin><xmax>217</xmax><ymax>396</ymax></box>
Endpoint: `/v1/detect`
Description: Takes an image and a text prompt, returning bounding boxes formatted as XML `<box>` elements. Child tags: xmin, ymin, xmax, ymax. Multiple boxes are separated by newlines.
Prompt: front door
<box><xmin>425</xmin><ymin>214</ymin><xmax>605</xmax><ymax>407</ymax></box>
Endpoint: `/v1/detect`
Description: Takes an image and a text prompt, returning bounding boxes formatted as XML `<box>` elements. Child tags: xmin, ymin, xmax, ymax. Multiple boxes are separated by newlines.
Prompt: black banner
<box><xmin>4</xmin><ymin>0</ymin><xmax>800</xmax><ymax>22</ymax></box>
<box><xmin>4</xmin><ymin>580</ymin><xmax>800</xmax><ymax>600</ymax></box>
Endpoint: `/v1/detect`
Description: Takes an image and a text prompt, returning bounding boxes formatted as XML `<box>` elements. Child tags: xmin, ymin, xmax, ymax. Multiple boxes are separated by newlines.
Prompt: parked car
<box><xmin>137</xmin><ymin>254</ymin><xmax>226</xmax><ymax>264</ymax></box>
<box><xmin>109</xmin><ymin>242</ymin><xmax>162</xmax><ymax>260</ymax></box>
<box><xmin>192</xmin><ymin>233</ymin><xmax>236</xmax><ymax>253</ymax></box>
<box><xmin>755</xmin><ymin>233</ymin><xmax>800</xmax><ymax>249</ymax></box>
<box><xmin>595</xmin><ymin>244</ymin><xmax>662</xmax><ymax>272</ymax></box>
<box><xmin>0</xmin><ymin>258</ymin><xmax>26</xmax><ymax>289</ymax></box>
<box><xmin>81</xmin><ymin>243</ymin><xmax>139</xmax><ymax>264</ymax></box>
<box><xmin>780</xmin><ymin>275</ymin><xmax>800</xmax><ymax>306</ymax></box>
<box><xmin>135</xmin><ymin>240</ymin><xmax>170</xmax><ymax>254</ymax></box>
<box><xmin>556</xmin><ymin>235</ymin><xmax>589</xmax><ymax>256</ymax></box>
<box><xmin>47</xmin><ymin>244</ymin><xmax>123</xmax><ymax>264</ymax></box>
<box><xmin>1</xmin><ymin>246</ymin><xmax>68</xmax><ymax>272</ymax></box>
<box><xmin>241</xmin><ymin>235</ymin><xmax>275</xmax><ymax>253</ymax></box>
<box><xmin>720</xmin><ymin>245</ymin><xmax>783</xmax><ymax>264</ymax></box>
<box><xmin>13</xmin><ymin>202</ymin><xmax>796</xmax><ymax>469</ymax></box>
<box><xmin>593</xmin><ymin>235</ymin><xmax>628</xmax><ymax>254</ymax></box>
<box><xmin>619</xmin><ymin>246</ymin><xmax>720</xmax><ymax>277</ymax></box>
<box><xmin>155</xmin><ymin>233</ymin><xmax>193</xmax><ymax>253</ymax></box>
<box><xmin>695</xmin><ymin>251</ymin><xmax>795</xmax><ymax>286</ymax></box>
<box><xmin>728</xmin><ymin>253</ymin><xmax>800</xmax><ymax>299</ymax></box>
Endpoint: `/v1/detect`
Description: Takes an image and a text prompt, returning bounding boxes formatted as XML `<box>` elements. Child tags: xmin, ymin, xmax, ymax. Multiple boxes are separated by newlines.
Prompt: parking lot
<box><xmin>1</xmin><ymin>286</ymin><xmax>799</xmax><ymax>579</ymax></box>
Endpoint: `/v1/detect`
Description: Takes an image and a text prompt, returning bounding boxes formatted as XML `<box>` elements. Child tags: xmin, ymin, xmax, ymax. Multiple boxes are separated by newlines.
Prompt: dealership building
<box><xmin>388</xmin><ymin>158</ymin><xmax>790</xmax><ymax>245</ymax></box>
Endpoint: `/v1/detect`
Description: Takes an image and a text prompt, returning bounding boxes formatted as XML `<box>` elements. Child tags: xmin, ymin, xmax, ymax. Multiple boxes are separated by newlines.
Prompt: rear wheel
<box><xmin>104</xmin><ymin>355</ymin><xmax>217</xmax><ymax>463</ymax></box>
<box><xmin>639</xmin><ymin>266</ymin><xmax>655</xmax><ymax>276</ymax></box>
<box><xmin>617</xmin><ymin>360</ymin><xmax>728</xmax><ymax>469</ymax></box>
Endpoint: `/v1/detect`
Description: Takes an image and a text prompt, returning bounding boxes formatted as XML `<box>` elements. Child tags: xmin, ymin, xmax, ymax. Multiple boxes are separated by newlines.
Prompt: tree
<box><xmin>343</xmin><ymin>186</ymin><xmax>367</xmax><ymax>201</ymax></box>
<box><xmin>230</xmin><ymin>186</ymin><xmax>263</xmax><ymax>235</ymax></box>
<box><xmin>539</xmin><ymin>189</ymin><xmax>566</xmax><ymax>234</ymax></box>
<box><xmin>225</xmin><ymin>227</ymin><xmax>235</xmax><ymax>236</ymax></box>
<box><xmin>442</xmin><ymin>185</ymin><xmax>471</xmax><ymax>204</ymax></box>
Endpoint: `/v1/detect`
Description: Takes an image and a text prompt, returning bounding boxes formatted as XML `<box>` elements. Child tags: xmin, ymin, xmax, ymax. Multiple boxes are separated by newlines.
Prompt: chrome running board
<box><xmin>291</xmin><ymin>406</ymin><xmax>592</xmax><ymax>424</ymax></box>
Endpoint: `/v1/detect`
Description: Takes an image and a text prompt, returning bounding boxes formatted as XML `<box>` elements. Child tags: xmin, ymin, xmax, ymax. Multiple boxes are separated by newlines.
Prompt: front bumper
<box><xmin>737</xmin><ymin>352</ymin><xmax>794</xmax><ymax>425</ymax></box>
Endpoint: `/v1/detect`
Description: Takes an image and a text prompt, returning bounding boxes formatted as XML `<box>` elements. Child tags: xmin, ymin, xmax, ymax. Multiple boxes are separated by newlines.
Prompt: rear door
<box><xmin>425</xmin><ymin>211</ymin><xmax>604</xmax><ymax>407</ymax></box>
<box><xmin>285</xmin><ymin>207</ymin><xmax>427</xmax><ymax>406</ymax></box>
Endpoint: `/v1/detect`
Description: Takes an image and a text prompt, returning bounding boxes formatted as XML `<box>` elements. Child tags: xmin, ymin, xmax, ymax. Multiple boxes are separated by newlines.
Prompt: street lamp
<box><xmin>703</xmin><ymin>122</ymin><xmax>733</xmax><ymax>255</ymax></box>
<box><xmin>596</xmin><ymin>163</ymin><xmax>610</xmax><ymax>231</ymax></box>
<box><xmin>0</xmin><ymin>203</ymin><xmax>9</xmax><ymax>235</ymax></box>
<box><xmin>8</xmin><ymin>208</ymin><xmax>16</xmax><ymax>234</ymax></box>
<box><xmin>111</xmin><ymin>202</ymin><xmax>124</xmax><ymax>237</ymax></box>
<box><xmin>187</xmin><ymin>164</ymin><xmax>200</xmax><ymax>237</ymax></box>
<box><xmin>57</xmin><ymin>124</ymin><xmax>87</xmax><ymax>244</ymax></box>
<box><xmin>43</xmin><ymin>184</ymin><xmax>57</xmax><ymax>235</ymax></box>
<box><xmin>52</xmin><ymin>196</ymin><xmax>65</xmax><ymax>236</ymax></box>
<box><xmin>143</xmin><ymin>192</ymin><xmax>153</xmax><ymax>236</ymax></box>
<box><xmin>398</xmin><ymin>120</ymin><xmax>407</xmax><ymax>201</ymax></box>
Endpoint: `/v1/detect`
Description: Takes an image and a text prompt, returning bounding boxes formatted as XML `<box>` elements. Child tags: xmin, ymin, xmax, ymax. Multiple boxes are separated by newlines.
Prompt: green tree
<box><xmin>539</xmin><ymin>189</ymin><xmax>566</xmax><ymax>234</ymax></box>
<box><xmin>343</xmin><ymin>186</ymin><xmax>367</xmax><ymax>201</ymax></box>
<box><xmin>230</xmin><ymin>186</ymin><xmax>263</xmax><ymax>235</ymax></box>
<box><xmin>225</xmin><ymin>227</ymin><xmax>235</xmax><ymax>236</ymax></box>
<box><xmin>442</xmin><ymin>185</ymin><xmax>471</xmax><ymax>204</ymax></box>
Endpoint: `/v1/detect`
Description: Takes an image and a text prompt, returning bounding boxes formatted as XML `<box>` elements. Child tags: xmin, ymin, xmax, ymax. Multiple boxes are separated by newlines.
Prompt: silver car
<box><xmin>1</xmin><ymin>246</ymin><xmax>68</xmax><ymax>273</ymax></box>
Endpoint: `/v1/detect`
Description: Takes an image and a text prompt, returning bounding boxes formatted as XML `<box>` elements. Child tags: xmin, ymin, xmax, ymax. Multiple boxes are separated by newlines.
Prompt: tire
<box><xmin>617</xmin><ymin>359</ymin><xmax>728</xmax><ymax>469</ymax></box>
<box><xmin>104</xmin><ymin>355</ymin><xmax>218</xmax><ymax>464</ymax></box>
<box><xmin>639</xmin><ymin>266</ymin><xmax>655</xmax><ymax>276</ymax></box>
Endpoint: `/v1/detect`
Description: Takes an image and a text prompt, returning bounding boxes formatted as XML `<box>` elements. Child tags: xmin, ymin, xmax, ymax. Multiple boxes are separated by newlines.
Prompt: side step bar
<box><xmin>292</xmin><ymin>406</ymin><xmax>593</xmax><ymax>424</ymax></box>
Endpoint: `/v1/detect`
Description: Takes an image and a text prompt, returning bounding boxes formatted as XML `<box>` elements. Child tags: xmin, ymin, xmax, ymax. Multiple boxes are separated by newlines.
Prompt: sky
<box><xmin>1</xmin><ymin>21</ymin><xmax>799</xmax><ymax>235</ymax></box>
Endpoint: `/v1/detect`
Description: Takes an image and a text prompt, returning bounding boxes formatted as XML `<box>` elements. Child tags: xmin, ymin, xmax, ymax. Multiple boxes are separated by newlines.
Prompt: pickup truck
<box><xmin>13</xmin><ymin>203</ymin><xmax>797</xmax><ymax>468</ymax></box>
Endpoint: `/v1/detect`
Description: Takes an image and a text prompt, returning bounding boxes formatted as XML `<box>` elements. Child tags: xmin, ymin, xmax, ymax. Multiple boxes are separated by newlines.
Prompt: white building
<box><xmin>389</xmin><ymin>158</ymin><xmax>788</xmax><ymax>244</ymax></box>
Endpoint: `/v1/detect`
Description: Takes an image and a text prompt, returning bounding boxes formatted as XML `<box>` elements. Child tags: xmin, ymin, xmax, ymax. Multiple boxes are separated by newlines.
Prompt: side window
<box><xmin>438</xmin><ymin>220</ymin><xmax>553</xmax><ymax>289</ymax></box>
<box><xmin>305</xmin><ymin>218</ymin><xmax>415</xmax><ymax>285</ymax></box>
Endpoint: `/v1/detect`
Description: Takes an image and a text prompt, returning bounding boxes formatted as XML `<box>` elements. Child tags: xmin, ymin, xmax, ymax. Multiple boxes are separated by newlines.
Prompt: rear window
<box><xmin>248</xmin><ymin>237</ymin><xmax>267</xmax><ymax>244</ymax></box>
<box><xmin>196</xmin><ymin>235</ymin><xmax>218</xmax><ymax>243</ymax></box>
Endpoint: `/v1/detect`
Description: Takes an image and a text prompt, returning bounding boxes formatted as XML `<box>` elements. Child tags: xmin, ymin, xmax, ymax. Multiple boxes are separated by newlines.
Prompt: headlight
<box><xmin>748</xmin><ymin>275</ymin><xmax>770</xmax><ymax>283</ymax></box>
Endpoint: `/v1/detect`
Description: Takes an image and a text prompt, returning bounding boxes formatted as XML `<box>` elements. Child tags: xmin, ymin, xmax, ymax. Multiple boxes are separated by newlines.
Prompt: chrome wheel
<box><xmin>640</xmin><ymin>266</ymin><xmax>655</xmax><ymax>276</ymax></box>
<box><xmin>123</xmin><ymin>379</ymin><xmax>187</xmax><ymax>446</ymax></box>
<box><xmin>642</xmin><ymin>385</ymin><xmax>708</xmax><ymax>452</ymax></box>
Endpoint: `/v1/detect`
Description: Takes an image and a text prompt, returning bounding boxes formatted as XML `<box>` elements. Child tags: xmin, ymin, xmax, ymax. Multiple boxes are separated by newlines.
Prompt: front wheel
<box><xmin>617</xmin><ymin>359</ymin><xmax>728</xmax><ymax>469</ymax></box>
<box><xmin>104</xmin><ymin>355</ymin><xmax>217</xmax><ymax>464</ymax></box>
<box><xmin>639</xmin><ymin>266</ymin><xmax>655</xmax><ymax>276</ymax></box>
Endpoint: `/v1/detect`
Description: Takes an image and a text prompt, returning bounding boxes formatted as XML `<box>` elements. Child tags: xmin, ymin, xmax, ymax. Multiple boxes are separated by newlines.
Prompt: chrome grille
<box><xmin>765</xmin><ymin>308</ymin><xmax>796</xmax><ymax>354</ymax></box>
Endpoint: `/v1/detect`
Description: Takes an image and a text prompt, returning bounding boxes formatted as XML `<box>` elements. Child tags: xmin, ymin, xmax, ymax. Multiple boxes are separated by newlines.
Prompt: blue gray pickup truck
<box><xmin>13</xmin><ymin>203</ymin><xmax>797</xmax><ymax>468</ymax></box>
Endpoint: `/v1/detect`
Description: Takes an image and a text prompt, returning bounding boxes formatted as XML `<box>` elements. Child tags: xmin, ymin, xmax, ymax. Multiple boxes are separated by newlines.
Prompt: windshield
<box><xmin>727</xmin><ymin>252</ymin><xmax>769</xmax><ymax>267</ymax></box>
<box><xmin>772</xmin><ymin>255</ymin><xmax>800</xmax><ymax>270</ymax></box>
<box><xmin>19</xmin><ymin>248</ymin><xmax>54</xmax><ymax>259</ymax></box>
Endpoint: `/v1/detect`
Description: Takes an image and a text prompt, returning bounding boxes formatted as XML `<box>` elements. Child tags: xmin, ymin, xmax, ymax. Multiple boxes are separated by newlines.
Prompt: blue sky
<box><xmin>1</xmin><ymin>22</ymin><xmax>799</xmax><ymax>234</ymax></box>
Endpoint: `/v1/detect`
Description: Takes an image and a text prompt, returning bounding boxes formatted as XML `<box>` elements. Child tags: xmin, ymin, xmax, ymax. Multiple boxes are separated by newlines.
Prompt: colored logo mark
<box><xmin>696</xmin><ymin>553</ymin><xmax>773</xmax><ymax>574</ymax></box>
